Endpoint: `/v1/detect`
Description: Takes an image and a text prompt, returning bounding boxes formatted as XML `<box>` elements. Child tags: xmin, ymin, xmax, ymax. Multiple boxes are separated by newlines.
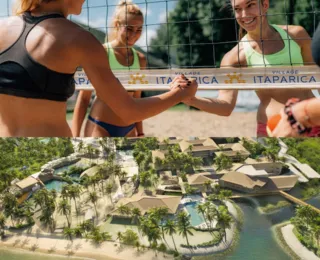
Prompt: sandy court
<box><xmin>69</xmin><ymin>111</ymin><xmax>257</xmax><ymax>137</ymax></box>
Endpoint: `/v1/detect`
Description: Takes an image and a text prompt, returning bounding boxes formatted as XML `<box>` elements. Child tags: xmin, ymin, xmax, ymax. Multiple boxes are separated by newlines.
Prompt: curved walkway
<box><xmin>281</xmin><ymin>224</ymin><xmax>320</xmax><ymax>260</ymax></box>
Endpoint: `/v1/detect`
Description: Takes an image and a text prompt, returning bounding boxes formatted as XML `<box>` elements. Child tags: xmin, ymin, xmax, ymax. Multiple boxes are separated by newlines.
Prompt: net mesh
<box><xmin>2</xmin><ymin>0</ymin><xmax>319</xmax><ymax>69</ymax></box>
<box><xmin>1</xmin><ymin>0</ymin><xmax>320</xmax><ymax>94</ymax></box>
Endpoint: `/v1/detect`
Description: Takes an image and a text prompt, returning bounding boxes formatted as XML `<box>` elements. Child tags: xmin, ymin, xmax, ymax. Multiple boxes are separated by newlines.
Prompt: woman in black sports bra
<box><xmin>0</xmin><ymin>0</ymin><xmax>197</xmax><ymax>137</ymax></box>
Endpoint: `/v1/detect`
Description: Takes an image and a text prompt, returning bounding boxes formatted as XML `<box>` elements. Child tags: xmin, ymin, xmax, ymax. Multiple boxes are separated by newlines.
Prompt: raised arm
<box><xmin>72</xmin><ymin>90</ymin><xmax>92</xmax><ymax>137</ymax></box>
<box><xmin>74</xmin><ymin>31</ymin><xmax>197</xmax><ymax>125</ymax></box>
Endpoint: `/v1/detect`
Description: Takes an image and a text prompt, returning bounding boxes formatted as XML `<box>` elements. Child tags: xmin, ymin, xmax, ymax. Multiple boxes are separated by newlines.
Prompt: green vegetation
<box><xmin>149</xmin><ymin>1</ymin><xmax>319</xmax><ymax>68</ymax></box>
<box><xmin>241</xmin><ymin>138</ymin><xmax>266</xmax><ymax>159</ymax></box>
<box><xmin>291</xmin><ymin>205</ymin><xmax>320</xmax><ymax>256</ymax></box>
<box><xmin>214</xmin><ymin>154</ymin><xmax>233</xmax><ymax>171</ymax></box>
<box><xmin>284</xmin><ymin>138</ymin><xmax>320</xmax><ymax>173</ymax></box>
<box><xmin>259</xmin><ymin>201</ymin><xmax>291</xmax><ymax>214</ymax></box>
<box><xmin>299</xmin><ymin>179</ymin><xmax>320</xmax><ymax>200</ymax></box>
<box><xmin>0</xmin><ymin>138</ymin><xmax>74</xmax><ymax>193</ymax></box>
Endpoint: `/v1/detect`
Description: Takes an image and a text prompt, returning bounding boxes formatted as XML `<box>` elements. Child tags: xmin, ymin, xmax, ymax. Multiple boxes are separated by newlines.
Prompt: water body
<box><xmin>1</xmin><ymin>196</ymin><xmax>318</xmax><ymax>260</ymax></box>
<box><xmin>195</xmin><ymin>195</ymin><xmax>320</xmax><ymax>260</ymax></box>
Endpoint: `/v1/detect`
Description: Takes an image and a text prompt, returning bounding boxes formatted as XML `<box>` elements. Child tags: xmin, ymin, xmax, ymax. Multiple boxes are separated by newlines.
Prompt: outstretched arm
<box><xmin>74</xmin><ymin>31</ymin><xmax>197</xmax><ymax>125</ymax></box>
<box><xmin>183</xmin><ymin>51</ymin><xmax>239</xmax><ymax>116</ymax></box>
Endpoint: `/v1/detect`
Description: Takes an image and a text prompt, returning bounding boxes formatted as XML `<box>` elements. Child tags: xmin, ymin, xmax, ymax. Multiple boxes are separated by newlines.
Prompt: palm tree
<box><xmin>131</xmin><ymin>207</ymin><xmax>141</xmax><ymax>225</ymax></box>
<box><xmin>22</xmin><ymin>200</ymin><xmax>34</xmax><ymax>214</ymax></box>
<box><xmin>117</xmin><ymin>204</ymin><xmax>131</xmax><ymax>218</ymax></box>
<box><xmin>2</xmin><ymin>193</ymin><xmax>18</xmax><ymax>225</ymax></box>
<box><xmin>63</xmin><ymin>227</ymin><xmax>74</xmax><ymax>242</ymax></box>
<box><xmin>0</xmin><ymin>213</ymin><xmax>6</xmax><ymax>238</ymax></box>
<box><xmin>204</xmin><ymin>180</ymin><xmax>212</xmax><ymax>193</ymax></box>
<box><xmin>87</xmin><ymin>191</ymin><xmax>99</xmax><ymax>218</ymax></box>
<box><xmin>163</xmin><ymin>219</ymin><xmax>178</xmax><ymax>252</ymax></box>
<box><xmin>216</xmin><ymin>206</ymin><xmax>233</xmax><ymax>242</ymax></box>
<box><xmin>58</xmin><ymin>199</ymin><xmax>71</xmax><ymax>228</ymax></box>
<box><xmin>68</xmin><ymin>184</ymin><xmax>82</xmax><ymax>215</ymax></box>
<box><xmin>196</xmin><ymin>204</ymin><xmax>210</xmax><ymax>229</ymax></box>
<box><xmin>176</xmin><ymin>211</ymin><xmax>193</xmax><ymax>247</ymax></box>
<box><xmin>38</xmin><ymin>206</ymin><xmax>55</xmax><ymax>233</ymax></box>
<box><xmin>105</xmin><ymin>183</ymin><xmax>114</xmax><ymax>207</ymax></box>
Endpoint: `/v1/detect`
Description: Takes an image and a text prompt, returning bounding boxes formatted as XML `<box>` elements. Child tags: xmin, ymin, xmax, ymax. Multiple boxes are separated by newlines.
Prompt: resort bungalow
<box><xmin>219</xmin><ymin>172</ymin><xmax>298</xmax><ymax>194</ymax></box>
<box><xmin>179</xmin><ymin>138</ymin><xmax>220</xmax><ymax>158</ymax></box>
<box><xmin>111</xmin><ymin>193</ymin><xmax>182</xmax><ymax>218</ymax></box>
<box><xmin>158</xmin><ymin>137</ymin><xmax>183</xmax><ymax>150</ymax></box>
<box><xmin>156</xmin><ymin>171</ymin><xmax>182</xmax><ymax>195</ymax></box>
<box><xmin>185</xmin><ymin>172</ymin><xmax>219</xmax><ymax>192</ymax></box>
<box><xmin>244</xmin><ymin>158</ymin><xmax>283</xmax><ymax>175</ymax></box>
<box><xmin>214</xmin><ymin>150</ymin><xmax>250</xmax><ymax>162</ymax></box>
<box><xmin>15</xmin><ymin>176</ymin><xmax>42</xmax><ymax>193</ymax></box>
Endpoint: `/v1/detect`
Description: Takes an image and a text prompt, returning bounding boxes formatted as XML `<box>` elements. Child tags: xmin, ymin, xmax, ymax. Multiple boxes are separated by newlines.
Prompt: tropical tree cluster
<box><xmin>0</xmin><ymin>138</ymin><xmax>74</xmax><ymax>193</ymax></box>
<box><xmin>156</xmin><ymin>144</ymin><xmax>203</xmax><ymax>174</ymax></box>
<box><xmin>0</xmin><ymin>192</ymin><xmax>35</xmax><ymax>229</ymax></box>
<box><xmin>149</xmin><ymin>0</ymin><xmax>320</xmax><ymax>68</ymax></box>
<box><xmin>241</xmin><ymin>138</ymin><xmax>266</xmax><ymax>159</ymax></box>
<box><xmin>214</xmin><ymin>154</ymin><xmax>233</xmax><ymax>171</ymax></box>
<box><xmin>291</xmin><ymin>205</ymin><xmax>320</xmax><ymax>256</ymax></box>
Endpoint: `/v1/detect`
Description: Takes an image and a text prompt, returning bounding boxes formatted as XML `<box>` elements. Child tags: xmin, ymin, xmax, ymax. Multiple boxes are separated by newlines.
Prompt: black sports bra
<box><xmin>0</xmin><ymin>12</ymin><xmax>75</xmax><ymax>102</ymax></box>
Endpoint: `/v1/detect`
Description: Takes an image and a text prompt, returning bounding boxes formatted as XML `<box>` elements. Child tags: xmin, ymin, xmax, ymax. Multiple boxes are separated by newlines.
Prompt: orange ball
<box><xmin>266</xmin><ymin>114</ymin><xmax>282</xmax><ymax>136</ymax></box>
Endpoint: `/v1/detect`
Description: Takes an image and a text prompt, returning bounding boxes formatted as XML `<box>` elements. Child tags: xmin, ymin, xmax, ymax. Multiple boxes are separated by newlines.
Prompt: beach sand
<box><xmin>0</xmin><ymin>235</ymin><xmax>172</xmax><ymax>260</ymax></box>
<box><xmin>70</xmin><ymin>111</ymin><xmax>257</xmax><ymax>137</ymax></box>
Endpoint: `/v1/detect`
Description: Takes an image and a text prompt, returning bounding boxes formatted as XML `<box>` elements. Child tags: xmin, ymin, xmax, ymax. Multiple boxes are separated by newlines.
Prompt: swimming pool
<box><xmin>44</xmin><ymin>180</ymin><xmax>68</xmax><ymax>192</ymax></box>
<box><xmin>184</xmin><ymin>202</ymin><xmax>206</xmax><ymax>226</ymax></box>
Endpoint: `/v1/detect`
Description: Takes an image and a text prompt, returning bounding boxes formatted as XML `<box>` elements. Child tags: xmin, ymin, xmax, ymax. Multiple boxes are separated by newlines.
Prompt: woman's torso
<box><xmin>89</xmin><ymin>41</ymin><xmax>141</xmax><ymax>126</ymax></box>
<box><xmin>241</xmin><ymin>24</ymin><xmax>314</xmax><ymax>123</ymax></box>
<box><xmin>0</xmin><ymin>13</ymin><xmax>80</xmax><ymax>136</ymax></box>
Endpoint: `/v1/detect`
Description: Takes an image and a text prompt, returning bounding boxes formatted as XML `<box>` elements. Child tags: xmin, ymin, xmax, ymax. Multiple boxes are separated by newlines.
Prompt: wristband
<box><xmin>284</xmin><ymin>98</ymin><xmax>312</xmax><ymax>135</ymax></box>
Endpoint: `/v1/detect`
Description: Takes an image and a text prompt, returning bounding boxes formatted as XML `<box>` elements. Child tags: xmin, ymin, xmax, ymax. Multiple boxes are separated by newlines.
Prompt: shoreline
<box><xmin>0</xmin><ymin>234</ymin><xmax>171</xmax><ymax>260</ymax></box>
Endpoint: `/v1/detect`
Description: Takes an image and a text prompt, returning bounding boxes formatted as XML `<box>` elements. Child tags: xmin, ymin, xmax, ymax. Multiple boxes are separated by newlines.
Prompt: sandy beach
<box><xmin>0</xmin><ymin>235</ymin><xmax>172</xmax><ymax>260</ymax></box>
<box><xmin>69</xmin><ymin>111</ymin><xmax>257</xmax><ymax>137</ymax></box>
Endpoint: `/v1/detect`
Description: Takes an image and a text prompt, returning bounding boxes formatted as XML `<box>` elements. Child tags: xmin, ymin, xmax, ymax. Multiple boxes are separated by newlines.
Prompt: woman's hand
<box><xmin>169</xmin><ymin>74</ymin><xmax>198</xmax><ymax>99</ymax></box>
<box><xmin>270</xmin><ymin>109</ymin><xmax>300</xmax><ymax>137</ymax></box>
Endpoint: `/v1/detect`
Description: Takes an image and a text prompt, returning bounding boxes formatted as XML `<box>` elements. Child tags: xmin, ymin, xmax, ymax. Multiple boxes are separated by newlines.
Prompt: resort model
<box><xmin>0</xmin><ymin>137</ymin><xmax>319</xmax><ymax>260</ymax></box>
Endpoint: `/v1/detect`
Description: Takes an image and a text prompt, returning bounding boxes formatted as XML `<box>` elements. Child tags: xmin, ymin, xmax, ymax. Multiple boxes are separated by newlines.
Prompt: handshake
<box><xmin>169</xmin><ymin>74</ymin><xmax>198</xmax><ymax>102</ymax></box>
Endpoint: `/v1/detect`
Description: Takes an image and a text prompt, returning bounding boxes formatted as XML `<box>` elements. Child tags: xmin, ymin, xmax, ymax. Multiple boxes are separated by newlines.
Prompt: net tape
<box><xmin>75</xmin><ymin>65</ymin><xmax>320</xmax><ymax>90</ymax></box>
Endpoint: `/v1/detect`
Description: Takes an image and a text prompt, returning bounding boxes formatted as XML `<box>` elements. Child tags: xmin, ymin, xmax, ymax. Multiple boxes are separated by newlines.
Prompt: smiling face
<box><xmin>116</xmin><ymin>14</ymin><xmax>144</xmax><ymax>47</ymax></box>
<box><xmin>231</xmin><ymin>0</ymin><xmax>269</xmax><ymax>33</ymax></box>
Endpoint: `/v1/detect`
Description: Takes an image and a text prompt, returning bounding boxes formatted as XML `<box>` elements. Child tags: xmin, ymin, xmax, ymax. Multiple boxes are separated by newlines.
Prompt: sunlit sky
<box><xmin>0</xmin><ymin>0</ymin><xmax>177</xmax><ymax>48</ymax></box>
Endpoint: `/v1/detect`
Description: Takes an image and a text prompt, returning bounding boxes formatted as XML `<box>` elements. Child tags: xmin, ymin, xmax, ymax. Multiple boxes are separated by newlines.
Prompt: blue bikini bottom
<box><xmin>88</xmin><ymin>115</ymin><xmax>135</xmax><ymax>137</ymax></box>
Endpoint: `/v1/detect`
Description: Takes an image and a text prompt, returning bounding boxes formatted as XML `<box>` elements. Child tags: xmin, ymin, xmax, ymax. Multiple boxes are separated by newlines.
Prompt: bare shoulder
<box><xmin>278</xmin><ymin>25</ymin><xmax>311</xmax><ymax>39</ymax></box>
<box><xmin>136</xmin><ymin>50</ymin><xmax>147</xmax><ymax>68</ymax></box>
<box><xmin>220</xmin><ymin>43</ymin><xmax>247</xmax><ymax>68</ymax></box>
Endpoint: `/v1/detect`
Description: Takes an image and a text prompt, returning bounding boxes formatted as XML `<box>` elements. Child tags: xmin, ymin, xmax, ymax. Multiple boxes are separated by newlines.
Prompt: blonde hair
<box><xmin>107</xmin><ymin>0</ymin><xmax>143</xmax><ymax>42</ymax></box>
<box><xmin>14</xmin><ymin>0</ymin><xmax>53</xmax><ymax>15</ymax></box>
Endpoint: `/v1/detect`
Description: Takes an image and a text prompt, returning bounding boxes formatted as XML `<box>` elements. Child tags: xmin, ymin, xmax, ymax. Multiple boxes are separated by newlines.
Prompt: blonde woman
<box><xmin>0</xmin><ymin>0</ymin><xmax>197</xmax><ymax>137</ymax></box>
<box><xmin>184</xmin><ymin>0</ymin><xmax>318</xmax><ymax>137</ymax></box>
<box><xmin>73</xmin><ymin>0</ymin><xmax>148</xmax><ymax>137</ymax></box>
